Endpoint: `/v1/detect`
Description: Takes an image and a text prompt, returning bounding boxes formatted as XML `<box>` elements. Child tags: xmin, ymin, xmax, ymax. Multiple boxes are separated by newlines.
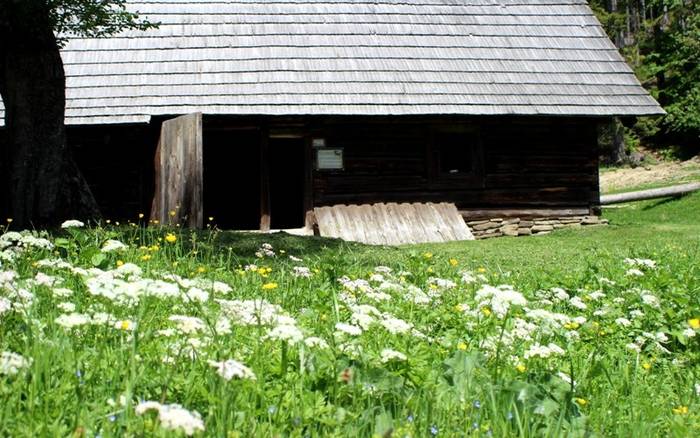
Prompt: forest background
<box><xmin>590</xmin><ymin>0</ymin><xmax>699</xmax><ymax>162</ymax></box>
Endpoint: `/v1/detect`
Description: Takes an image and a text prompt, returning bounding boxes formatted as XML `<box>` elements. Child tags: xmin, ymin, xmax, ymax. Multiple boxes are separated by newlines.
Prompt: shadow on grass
<box><xmin>199</xmin><ymin>230</ymin><xmax>372</xmax><ymax>261</ymax></box>
<box><xmin>641</xmin><ymin>193</ymin><xmax>694</xmax><ymax>210</ymax></box>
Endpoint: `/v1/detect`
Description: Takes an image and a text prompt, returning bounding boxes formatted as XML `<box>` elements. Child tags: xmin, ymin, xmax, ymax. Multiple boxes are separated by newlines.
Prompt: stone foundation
<box><xmin>465</xmin><ymin>216</ymin><xmax>608</xmax><ymax>240</ymax></box>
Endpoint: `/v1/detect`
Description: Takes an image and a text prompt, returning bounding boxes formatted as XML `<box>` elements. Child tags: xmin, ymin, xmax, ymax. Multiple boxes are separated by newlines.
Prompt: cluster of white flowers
<box><xmin>523</xmin><ymin>342</ymin><xmax>566</xmax><ymax>360</ymax></box>
<box><xmin>626</xmin><ymin>268</ymin><xmax>645</xmax><ymax>277</ymax></box>
<box><xmin>135</xmin><ymin>402</ymin><xmax>205</xmax><ymax>436</ymax></box>
<box><xmin>217</xmin><ymin>298</ymin><xmax>288</xmax><ymax>326</ymax></box>
<box><xmin>335</xmin><ymin>322</ymin><xmax>363</xmax><ymax>336</ymax></box>
<box><xmin>292</xmin><ymin>266</ymin><xmax>312</xmax><ymax>278</ymax></box>
<box><xmin>255</xmin><ymin>243</ymin><xmax>276</xmax><ymax>258</ymax></box>
<box><xmin>380</xmin><ymin>349</ymin><xmax>407</xmax><ymax>363</ymax></box>
<box><xmin>427</xmin><ymin>277</ymin><xmax>457</xmax><ymax>290</ymax></box>
<box><xmin>304</xmin><ymin>337</ymin><xmax>329</xmax><ymax>349</ymax></box>
<box><xmin>208</xmin><ymin>359</ymin><xmax>256</xmax><ymax>381</ymax></box>
<box><xmin>0</xmin><ymin>231</ymin><xmax>53</xmax><ymax>253</ymax></box>
<box><xmin>568</xmin><ymin>296</ymin><xmax>587</xmax><ymax>310</ymax></box>
<box><xmin>264</xmin><ymin>324</ymin><xmax>304</xmax><ymax>345</ymax></box>
<box><xmin>475</xmin><ymin>285</ymin><xmax>527</xmax><ymax>318</ymax></box>
<box><xmin>380</xmin><ymin>315</ymin><xmax>413</xmax><ymax>335</ymax></box>
<box><xmin>101</xmin><ymin>239</ymin><xmax>128</xmax><ymax>253</ymax></box>
<box><xmin>0</xmin><ymin>351</ymin><xmax>32</xmax><ymax>375</ymax></box>
<box><xmin>168</xmin><ymin>315</ymin><xmax>207</xmax><ymax>334</ymax></box>
<box><xmin>61</xmin><ymin>220</ymin><xmax>85</xmax><ymax>229</ymax></box>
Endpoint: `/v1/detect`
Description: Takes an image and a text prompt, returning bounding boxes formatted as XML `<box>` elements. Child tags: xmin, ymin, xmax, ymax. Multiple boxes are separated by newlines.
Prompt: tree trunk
<box><xmin>0</xmin><ymin>2</ymin><xmax>99</xmax><ymax>228</ymax></box>
<box><xmin>610</xmin><ymin>118</ymin><xmax>627</xmax><ymax>165</ymax></box>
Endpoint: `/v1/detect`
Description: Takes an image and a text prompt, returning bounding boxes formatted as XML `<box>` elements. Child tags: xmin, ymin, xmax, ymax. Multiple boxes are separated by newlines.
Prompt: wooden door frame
<box><xmin>260</xmin><ymin>130</ymin><xmax>312</xmax><ymax>231</ymax></box>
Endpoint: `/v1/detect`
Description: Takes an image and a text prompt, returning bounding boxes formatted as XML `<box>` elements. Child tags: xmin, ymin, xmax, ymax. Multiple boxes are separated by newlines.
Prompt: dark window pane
<box><xmin>435</xmin><ymin>132</ymin><xmax>474</xmax><ymax>175</ymax></box>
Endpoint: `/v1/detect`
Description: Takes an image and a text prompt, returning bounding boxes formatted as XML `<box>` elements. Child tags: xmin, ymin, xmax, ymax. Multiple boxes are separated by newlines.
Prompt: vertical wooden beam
<box><xmin>259</xmin><ymin>126</ymin><xmax>271</xmax><ymax>231</ymax></box>
<box><xmin>304</xmin><ymin>135</ymin><xmax>315</xmax><ymax>230</ymax></box>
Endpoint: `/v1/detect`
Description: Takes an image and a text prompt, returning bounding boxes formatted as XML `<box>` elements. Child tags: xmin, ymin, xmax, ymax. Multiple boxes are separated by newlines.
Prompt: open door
<box><xmin>150</xmin><ymin>113</ymin><xmax>203</xmax><ymax>228</ymax></box>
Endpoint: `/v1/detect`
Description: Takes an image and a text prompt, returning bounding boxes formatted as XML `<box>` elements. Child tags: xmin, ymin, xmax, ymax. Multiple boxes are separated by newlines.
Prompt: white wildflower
<box><xmin>380</xmin><ymin>349</ymin><xmax>407</xmax><ymax>363</ymax></box>
<box><xmin>523</xmin><ymin>343</ymin><xmax>566</xmax><ymax>360</ymax></box>
<box><xmin>57</xmin><ymin>302</ymin><xmax>76</xmax><ymax>313</ymax></box>
<box><xmin>380</xmin><ymin>316</ymin><xmax>413</xmax><ymax>335</ymax></box>
<box><xmin>52</xmin><ymin>287</ymin><xmax>74</xmax><ymax>298</ymax></box>
<box><xmin>292</xmin><ymin>266</ymin><xmax>312</xmax><ymax>278</ymax></box>
<box><xmin>214</xmin><ymin>317</ymin><xmax>232</xmax><ymax>335</ymax></box>
<box><xmin>683</xmin><ymin>328</ymin><xmax>696</xmax><ymax>338</ymax></box>
<box><xmin>569</xmin><ymin>296</ymin><xmax>587</xmax><ymax>310</ymax></box>
<box><xmin>615</xmin><ymin>317</ymin><xmax>632</xmax><ymax>327</ymax></box>
<box><xmin>55</xmin><ymin>313</ymin><xmax>91</xmax><ymax>328</ymax></box>
<box><xmin>588</xmin><ymin>291</ymin><xmax>606</xmax><ymax>301</ymax></box>
<box><xmin>101</xmin><ymin>239</ymin><xmax>128</xmax><ymax>252</ymax></box>
<box><xmin>61</xmin><ymin>220</ymin><xmax>84</xmax><ymax>229</ymax></box>
<box><xmin>626</xmin><ymin>343</ymin><xmax>641</xmax><ymax>353</ymax></box>
<box><xmin>0</xmin><ymin>351</ymin><xmax>32</xmax><ymax>375</ymax></box>
<box><xmin>212</xmin><ymin>281</ymin><xmax>231</xmax><ymax>294</ymax></box>
<box><xmin>475</xmin><ymin>285</ymin><xmax>527</xmax><ymax>318</ymax></box>
<box><xmin>168</xmin><ymin>315</ymin><xmax>207</xmax><ymax>334</ymax></box>
<box><xmin>335</xmin><ymin>322</ymin><xmax>363</xmax><ymax>336</ymax></box>
<box><xmin>135</xmin><ymin>402</ymin><xmax>205</xmax><ymax>436</ymax></box>
<box><xmin>551</xmin><ymin>287</ymin><xmax>570</xmax><ymax>302</ymax></box>
<box><xmin>184</xmin><ymin>287</ymin><xmax>209</xmax><ymax>303</ymax></box>
<box><xmin>34</xmin><ymin>272</ymin><xmax>57</xmax><ymax>286</ymax></box>
<box><xmin>304</xmin><ymin>337</ymin><xmax>329</xmax><ymax>349</ymax></box>
<box><xmin>208</xmin><ymin>359</ymin><xmax>256</xmax><ymax>381</ymax></box>
<box><xmin>264</xmin><ymin>325</ymin><xmax>304</xmax><ymax>345</ymax></box>
<box><xmin>0</xmin><ymin>297</ymin><xmax>11</xmax><ymax>316</ymax></box>
<box><xmin>626</xmin><ymin>268</ymin><xmax>644</xmax><ymax>277</ymax></box>
<box><xmin>289</xmin><ymin>255</ymin><xmax>303</xmax><ymax>262</ymax></box>
<box><xmin>641</xmin><ymin>294</ymin><xmax>660</xmax><ymax>308</ymax></box>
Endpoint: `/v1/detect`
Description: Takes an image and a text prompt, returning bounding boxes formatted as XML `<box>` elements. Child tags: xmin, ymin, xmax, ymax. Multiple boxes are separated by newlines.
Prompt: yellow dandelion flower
<box><xmin>165</xmin><ymin>233</ymin><xmax>177</xmax><ymax>243</ymax></box>
<box><xmin>6</xmin><ymin>218</ymin><xmax>12</xmax><ymax>223</ymax></box>
<box><xmin>642</xmin><ymin>362</ymin><xmax>652</xmax><ymax>370</ymax></box>
<box><xmin>477</xmin><ymin>267</ymin><xmax>487</xmax><ymax>273</ymax></box>
<box><xmin>262</xmin><ymin>282</ymin><xmax>278</xmax><ymax>290</ymax></box>
<box><xmin>516</xmin><ymin>364</ymin><xmax>527</xmax><ymax>373</ymax></box>
<box><xmin>208</xmin><ymin>216</ymin><xmax>214</xmax><ymax>222</ymax></box>
<box><xmin>481</xmin><ymin>307</ymin><xmax>492</xmax><ymax>317</ymax></box>
<box><xmin>454</xmin><ymin>304</ymin><xmax>465</xmax><ymax>312</ymax></box>
<box><xmin>449</xmin><ymin>258</ymin><xmax>458</xmax><ymax>267</ymax></box>
<box><xmin>153</xmin><ymin>220</ymin><xmax>159</xmax><ymax>225</ymax></box>
<box><xmin>120</xmin><ymin>320</ymin><xmax>132</xmax><ymax>330</ymax></box>
<box><xmin>427</xmin><ymin>267</ymin><xmax>433</xmax><ymax>273</ymax></box>
<box><xmin>320</xmin><ymin>314</ymin><xmax>328</xmax><ymax>321</ymax></box>
<box><xmin>116</xmin><ymin>260</ymin><xmax>124</xmax><ymax>267</ymax></box>
<box><xmin>564</xmin><ymin>322</ymin><xmax>580</xmax><ymax>330</ymax></box>
<box><xmin>688</xmin><ymin>318</ymin><xmax>700</xmax><ymax>329</ymax></box>
<box><xmin>140</xmin><ymin>254</ymin><xmax>151</xmax><ymax>261</ymax></box>
<box><xmin>574</xmin><ymin>398</ymin><xmax>588</xmax><ymax>406</ymax></box>
<box><xmin>138</xmin><ymin>213</ymin><xmax>144</xmax><ymax>219</ymax></box>
<box><xmin>423</xmin><ymin>252</ymin><xmax>433</xmax><ymax>259</ymax></box>
<box><xmin>197</xmin><ymin>267</ymin><xmax>206</xmax><ymax>273</ymax></box>
<box><xmin>672</xmin><ymin>405</ymin><xmax>689</xmax><ymax>415</ymax></box>
<box><xmin>169</xmin><ymin>210</ymin><xmax>176</xmax><ymax>217</ymax></box>
<box><xmin>457</xmin><ymin>342</ymin><xmax>468</xmax><ymax>351</ymax></box>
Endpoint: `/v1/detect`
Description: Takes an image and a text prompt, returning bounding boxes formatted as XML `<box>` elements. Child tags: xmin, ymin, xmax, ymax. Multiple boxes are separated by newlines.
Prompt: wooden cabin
<box><xmin>0</xmin><ymin>1</ymin><xmax>663</xmax><ymax>237</ymax></box>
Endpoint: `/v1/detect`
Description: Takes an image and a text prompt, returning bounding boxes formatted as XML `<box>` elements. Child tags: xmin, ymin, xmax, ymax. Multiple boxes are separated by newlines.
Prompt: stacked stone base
<box><xmin>465</xmin><ymin>216</ymin><xmax>608</xmax><ymax>240</ymax></box>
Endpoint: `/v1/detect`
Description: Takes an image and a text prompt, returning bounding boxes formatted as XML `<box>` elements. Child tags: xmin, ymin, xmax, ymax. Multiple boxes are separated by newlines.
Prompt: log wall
<box><xmin>312</xmin><ymin>117</ymin><xmax>601</xmax><ymax>212</ymax></box>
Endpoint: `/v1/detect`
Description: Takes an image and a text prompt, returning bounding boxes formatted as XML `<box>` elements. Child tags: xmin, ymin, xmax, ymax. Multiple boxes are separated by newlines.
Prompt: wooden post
<box><xmin>259</xmin><ymin>127</ymin><xmax>271</xmax><ymax>231</ymax></box>
<box><xmin>304</xmin><ymin>136</ymin><xmax>314</xmax><ymax>229</ymax></box>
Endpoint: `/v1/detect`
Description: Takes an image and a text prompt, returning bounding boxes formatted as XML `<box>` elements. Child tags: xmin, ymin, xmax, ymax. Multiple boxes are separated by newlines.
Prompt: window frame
<box><xmin>428</xmin><ymin>124</ymin><xmax>484</xmax><ymax>187</ymax></box>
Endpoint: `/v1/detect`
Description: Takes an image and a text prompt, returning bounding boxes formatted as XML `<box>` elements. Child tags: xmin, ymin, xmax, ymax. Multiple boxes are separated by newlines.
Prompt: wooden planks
<box><xmin>150</xmin><ymin>113</ymin><xmax>203</xmax><ymax>228</ymax></box>
<box><xmin>314</xmin><ymin>202</ymin><xmax>474</xmax><ymax>245</ymax></box>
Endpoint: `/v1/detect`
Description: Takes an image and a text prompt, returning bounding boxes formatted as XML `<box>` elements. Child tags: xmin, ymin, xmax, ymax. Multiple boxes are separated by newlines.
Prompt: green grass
<box><xmin>1</xmin><ymin>193</ymin><xmax>699</xmax><ymax>437</ymax></box>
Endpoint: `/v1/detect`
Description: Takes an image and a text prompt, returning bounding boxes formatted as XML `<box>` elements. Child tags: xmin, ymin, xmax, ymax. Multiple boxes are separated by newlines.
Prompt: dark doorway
<box><xmin>203</xmin><ymin>129</ymin><xmax>261</xmax><ymax>229</ymax></box>
<box><xmin>268</xmin><ymin>137</ymin><xmax>306</xmax><ymax>229</ymax></box>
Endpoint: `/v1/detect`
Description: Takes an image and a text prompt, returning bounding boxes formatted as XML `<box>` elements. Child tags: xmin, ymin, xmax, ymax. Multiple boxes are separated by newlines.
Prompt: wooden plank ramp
<box><xmin>314</xmin><ymin>203</ymin><xmax>474</xmax><ymax>245</ymax></box>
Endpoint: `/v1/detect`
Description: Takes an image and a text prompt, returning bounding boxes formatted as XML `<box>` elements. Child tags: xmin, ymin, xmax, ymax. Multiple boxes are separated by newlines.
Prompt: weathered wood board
<box><xmin>314</xmin><ymin>202</ymin><xmax>474</xmax><ymax>245</ymax></box>
<box><xmin>150</xmin><ymin>113</ymin><xmax>203</xmax><ymax>228</ymax></box>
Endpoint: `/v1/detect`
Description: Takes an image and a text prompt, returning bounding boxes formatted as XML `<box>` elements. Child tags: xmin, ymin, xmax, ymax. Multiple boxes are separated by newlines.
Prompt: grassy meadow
<box><xmin>1</xmin><ymin>192</ymin><xmax>699</xmax><ymax>437</ymax></box>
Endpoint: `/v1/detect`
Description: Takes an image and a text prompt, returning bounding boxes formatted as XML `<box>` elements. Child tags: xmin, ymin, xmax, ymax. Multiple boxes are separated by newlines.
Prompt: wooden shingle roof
<box><xmin>0</xmin><ymin>0</ymin><xmax>664</xmax><ymax>125</ymax></box>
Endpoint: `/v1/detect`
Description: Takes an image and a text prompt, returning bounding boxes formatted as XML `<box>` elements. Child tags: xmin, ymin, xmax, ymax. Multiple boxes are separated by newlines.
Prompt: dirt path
<box><xmin>600</xmin><ymin>156</ymin><xmax>700</xmax><ymax>193</ymax></box>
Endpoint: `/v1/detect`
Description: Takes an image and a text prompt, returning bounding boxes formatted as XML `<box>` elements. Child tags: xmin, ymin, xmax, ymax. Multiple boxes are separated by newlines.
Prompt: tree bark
<box><xmin>0</xmin><ymin>1</ymin><xmax>99</xmax><ymax>228</ymax></box>
<box><xmin>610</xmin><ymin>118</ymin><xmax>627</xmax><ymax>165</ymax></box>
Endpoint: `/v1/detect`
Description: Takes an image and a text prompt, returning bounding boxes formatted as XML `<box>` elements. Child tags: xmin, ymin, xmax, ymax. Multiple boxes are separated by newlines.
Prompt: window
<box><xmin>434</xmin><ymin>132</ymin><xmax>475</xmax><ymax>175</ymax></box>
<box><xmin>431</xmin><ymin>128</ymin><xmax>482</xmax><ymax>185</ymax></box>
